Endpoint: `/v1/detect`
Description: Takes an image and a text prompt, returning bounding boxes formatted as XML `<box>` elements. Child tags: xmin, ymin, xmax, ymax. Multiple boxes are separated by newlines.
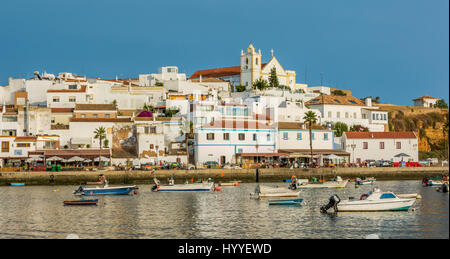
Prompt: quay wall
<box><xmin>0</xmin><ymin>167</ymin><xmax>448</xmax><ymax>186</ymax></box>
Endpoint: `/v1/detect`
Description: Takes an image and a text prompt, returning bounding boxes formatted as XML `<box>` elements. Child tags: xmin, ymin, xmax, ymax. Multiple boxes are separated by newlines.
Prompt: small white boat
<box><xmin>297</xmin><ymin>176</ymin><xmax>348</xmax><ymax>189</ymax></box>
<box><xmin>152</xmin><ymin>177</ymin><xmax>214</xmax><ymax>192</ymax></box>
<box><xmin>252</xmin><ymin>185</ymin><xmax>301</xmax><ymax>198</ymax></box>
<box><xmin>321</xmin><ymin>188</ymin><xmax>416</xmax><ymax>212</ymax></box>
<box><xmin>397</xmin><ymin>193</ymin><xmax>422</xmax><ymax>199</ymax></box>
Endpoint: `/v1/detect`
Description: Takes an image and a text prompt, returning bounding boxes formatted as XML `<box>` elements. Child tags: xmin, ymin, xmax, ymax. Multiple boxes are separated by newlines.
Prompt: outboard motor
<box><xmin>74</xmin><ymin>185</ymin><xmax>85</xmax><ymax>195</ymax></box>
<box><xmin>151</xmin><ymin>184</ymin><xmax>158</xmax><ymax>191</ymax></box>
<box><xmin>438</xmin><ymin>182</ymin><xmax>449</xmax><ymax>193</ymax></box>
<box><xmin>320</xmin><ymin>194</ymin><xmax>341</xmax><ymax>213</ymax></box>
<box><xmin>422</xmin><ymin>177</ymin><xmax>429</xmax><ymax>186</ymax></box>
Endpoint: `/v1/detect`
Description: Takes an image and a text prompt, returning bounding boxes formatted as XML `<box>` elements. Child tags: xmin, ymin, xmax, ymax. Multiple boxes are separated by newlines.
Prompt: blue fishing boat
<box><xmin>64</xmin><ymin>199</ymin><xmax>98</xmax><ymax>206</ymax></box>
<box><xmin>73</xmin><ymin>185</ymin><xmax>136</xmax><ymax>195</ymax></box>
<box><xmin>268</xmin><ymin>198</ymin><xmax>303</xmax><ymax>206</ymax></box>
<box><xmin>10</xmin><ymin>183</ymin><xmax>25</xmax><ymax>186</ymax></box>
<box><xmin>73</xmin><ymin>174</ymin><xmax>136</xmax><ymax>196</ymax></box>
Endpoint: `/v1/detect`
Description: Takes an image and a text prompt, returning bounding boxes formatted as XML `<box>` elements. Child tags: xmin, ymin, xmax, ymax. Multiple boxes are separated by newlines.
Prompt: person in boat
<box><xmin>99</xmin><ymin>174</ymin><xmax>108</xmax><ymax>187</ymax></box>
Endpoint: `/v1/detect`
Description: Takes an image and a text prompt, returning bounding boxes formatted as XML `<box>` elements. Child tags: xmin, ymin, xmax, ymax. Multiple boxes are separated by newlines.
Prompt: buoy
<box><xmin>221</xmin><ymin>172</ymin><xmax>224</xmax><ymax>177</ymax></box>
<box><xmin>134</xmin><ymin>190</ymin><xmax>137</xmax><ymax>195</ymax></box>
<box><xmin>234</xmin><ymin>182</ymin><xmax>239</xmax><ymax>186</ymax></box>
<box><xmin>215</xmin><ymin>186</ymin><xmax>222</xmax><ymax>192</ymax></box>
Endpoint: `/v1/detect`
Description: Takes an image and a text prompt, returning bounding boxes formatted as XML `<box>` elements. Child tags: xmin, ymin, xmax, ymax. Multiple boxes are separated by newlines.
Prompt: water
<box><xmin>0</xmin><ymin>180</ymin><xmax>448</xmax><ymax>239</ymax></box>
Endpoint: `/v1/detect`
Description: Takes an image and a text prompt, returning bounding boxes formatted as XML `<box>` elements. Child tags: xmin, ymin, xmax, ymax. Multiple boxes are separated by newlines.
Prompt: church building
<box><xmin>189</xmin><ymin>43</ymin><xmax>301</xmax><ymax>91</ymax></box>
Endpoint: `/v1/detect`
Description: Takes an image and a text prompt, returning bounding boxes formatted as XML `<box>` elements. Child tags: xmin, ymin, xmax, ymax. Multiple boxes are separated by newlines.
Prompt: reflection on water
<box><xmin>0</xmin><ymin>180</ymin><xmax>448</xmax><ymax>239</ymax></box>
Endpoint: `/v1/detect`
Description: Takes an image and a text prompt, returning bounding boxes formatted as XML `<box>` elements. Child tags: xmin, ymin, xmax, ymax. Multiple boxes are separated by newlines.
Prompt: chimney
<box><xmin>365</xmin><ymin>97</ymin><xmax>372</xmax><ymax>107</ymax></box>
<box><xmin>199</xmin><ymin>75</ymin><xmax>202</xmax><ymax>83</ymax></box>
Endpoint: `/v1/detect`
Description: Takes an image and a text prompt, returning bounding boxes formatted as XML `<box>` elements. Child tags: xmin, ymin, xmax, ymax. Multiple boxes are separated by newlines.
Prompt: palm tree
<box><xmin>303</xmin><ymin>111</ymin><xmax>318</xmax><ymax>167</ymax></box>
<box><xmin>94</xmin><ymin>126</ymin><xmax>107</xmax><ymax>167</ymax></box>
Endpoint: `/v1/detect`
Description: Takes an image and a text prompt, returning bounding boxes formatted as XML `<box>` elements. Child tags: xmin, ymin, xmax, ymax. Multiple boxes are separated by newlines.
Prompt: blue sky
<box><xmin>0</xmin><ymin>0</ymin><xmax>448</xmax><ymax>105</ymax></box>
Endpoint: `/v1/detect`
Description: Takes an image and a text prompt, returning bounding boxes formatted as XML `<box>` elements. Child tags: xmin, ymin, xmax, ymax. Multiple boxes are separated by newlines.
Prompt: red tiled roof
<box><xmin>47</xmin><ymin>85</ymin><xmax>87</xmax><ymax>93</ymax></box>
<box><xmin>200</xmin><ymin>120</ymin><xmax>272</xmax><ymax>130</ymax></box>
<box><xmin>344</xmin><ymin>131</ymin><xmax>417</xmax><ymax>139</ymax></box>
<box><xmin>70</xmin><ymin>118</ymin><xmax>132</xmax><ymax>123</ymax></box>
<box><xmin>74</xmin><ymin>104</ymin><xmax>116</xmax><ymax>111</ymax></box>
<box><xmin>306</xmin><ymin>95</ymin><xmax>366</xmax><ymax>106</ymax></box>
<box><xmin>189</xmin><ymin>64</ymin><xmax>267</xmax><ymax>79</ymax></box>
<box><xmin>51</xmin><ymin>108</ymin><xmax>74</xmax><ymax>113</ymax></box>
<box><xmin>413</xmin><ymin>95</ymin><xmax>439</xmax><ymax>101</ymax></box>
<box><xmin>15</xmin><ymin>136</ymin><xmax>37</xmax><ymax>142</ymax></box>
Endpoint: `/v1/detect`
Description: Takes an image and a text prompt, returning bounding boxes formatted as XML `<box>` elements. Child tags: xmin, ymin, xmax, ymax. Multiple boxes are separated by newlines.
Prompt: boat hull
<box><xmin>257</xmin><ymin>185</ymin><xmax>301</xmax><ymax>198</ymax></box>
<box><xmin>269</xmin><ymin>199</ymin><xmax>303</xmax><ymax>206</ymax></box>
<box><xmin>156</xmin><ymin>182</ymin><xmax>214</xmax><ymax>191</ymax></box>
<box><xmin>298</xmin><ymin>180</ymin><xmax>349</xmax><ymax>189</ymax></box>
<box><xmin>337</xmin><ymin>198</ymin><xmax>416</xmax><ymax>212</ymax></box>
<box><xmin>64</xmin><ymin>199</ymin><xmax>99</xmax><ymax>205</ymax></box>
<box><xmin>78</xmin><ymin>186</ymin><xmax>136</xmax><ymax>195</ymax></box>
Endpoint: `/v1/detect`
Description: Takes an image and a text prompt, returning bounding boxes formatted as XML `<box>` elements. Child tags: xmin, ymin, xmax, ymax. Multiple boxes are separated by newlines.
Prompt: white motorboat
<box><xmin>252</xmin><ymin>185</ymin><xmax>301</xmax><ymax>198</ymax></box>
<box><xmin>355</xmin><ymin>177</ymin><xmax>376</xmax><ymax>185</ymax></box>
<box><xmin>321</xmin><ymin>188</ymin><xmax>416</xmax><ymax>212</ymax></box>
<box><xmin>152</xmin><ymin>177</ymin><xmax>214</xmax><ymax>191</ymax></box>
<box><xmin>297</xmin><ymin>176</ymin><xmax>348</xmax><ymax>189</ymax></box>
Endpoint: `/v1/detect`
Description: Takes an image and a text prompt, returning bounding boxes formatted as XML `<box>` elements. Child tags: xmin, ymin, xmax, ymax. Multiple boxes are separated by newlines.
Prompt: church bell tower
<box><xmin>240</xmin><ymin>43</ymin><xmax>262</xmax><ymax>90</ymax></box>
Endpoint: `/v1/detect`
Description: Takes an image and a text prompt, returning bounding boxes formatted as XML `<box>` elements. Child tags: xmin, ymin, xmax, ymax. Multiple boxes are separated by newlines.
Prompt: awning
<box><xmin>71</xmin><ymin>138</ymin><xmax>91</xmax><ymax>145</ymax></box>
<box><xmin>236</xmin><ymin>153</ymin><xmax>288</xmax><ymax>157</ymax></box>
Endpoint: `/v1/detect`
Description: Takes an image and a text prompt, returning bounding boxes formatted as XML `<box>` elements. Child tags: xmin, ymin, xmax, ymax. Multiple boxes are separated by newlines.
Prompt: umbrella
<box><xmin>67</xmin><ymin>156</ymin><xmax>85</xmax><ymax>162</ymax></box>
<box><xmin>324</xmin><ymin>154</ymin><xmax>344</xmax><ymax>160</ymax></box>
<box><xmin>394</xmin><ymin>153</ymin><xmax>410</xmax><ymax>161</ymax></box>
<box><xmin>46</xmin><ymin>156</ymin><xmax>63</xmax><ymax>161</ymax></box>
<box><xmin>83</xmin><ymin>159</ymin><xmax>92</xmax><ymax>163</ymax></box>
<box><xmin>93</xmin><ymin>156</ymin><xmax>109</xmax><ymax>162</ymax></box>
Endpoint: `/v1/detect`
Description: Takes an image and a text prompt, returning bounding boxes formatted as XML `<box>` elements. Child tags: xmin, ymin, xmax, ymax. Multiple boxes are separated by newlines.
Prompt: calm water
<box><xmin>0</xmin><ymin>180</ymin><xmax>448</xmax><ymax>239</ymax></box>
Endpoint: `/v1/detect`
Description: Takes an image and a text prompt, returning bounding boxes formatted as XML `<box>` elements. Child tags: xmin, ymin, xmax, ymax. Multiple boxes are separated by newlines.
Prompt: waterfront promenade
<box><xmin>0</xmin><ymin>166</ymin><xmax>448</xmax><ymax>185</ymax></box>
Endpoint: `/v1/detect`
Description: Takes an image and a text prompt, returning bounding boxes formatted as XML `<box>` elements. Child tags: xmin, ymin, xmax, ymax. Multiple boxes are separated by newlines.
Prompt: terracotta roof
<box><xmin>200</xmin><ymin>120</ymin><xmax>272</xmax><ymax>130</ymax></box>
<box><xmin>190</xmin><ymin>77</ymin><xmax>227</xmax><ymax>83</ymax></box>
<box><xmin>306</xmin><ymin>95</ymin><xmax>366</xmax><ymax>106</ymax></box>
<box><xmin>413</xmin><ymin>95</ymin><xmax>439</xmax><ymax>101</ymax></box>
<box><xmin>70</xmin><ymin>118</ymin><xmax>131</xmax><ymax>123</ymax></box>
<box><xmin>74</xmin><ymin>104</ymin><xmax>116</xmax><ymax>111</ymax></box>
<box><xmin>189</xmin><ymin>64</ymin><xmax>267</xmax><ymax>79</ymax></box>
<box><xmin>51</xmin><ymin>108</ymin><xmax>74</xmax><ymax>113</ymax></box>
<box><xmin>14</xmin><ymin>136</ymin><xmax>37</xmax><ymax>142</ymax></box>
<box><xmin>344</xmin><ymin>131</ymin><xmax>417</xmax><ymax>139</ymax></box>
<box><xmin>47</xmin><ymin>85</ymin><xmax>87</xmax><ymax>93</ymax></box>
<box><xmin>34</xmin><ymin>149</ymin><xmax>111</xmax><ymax>159</ymax></box>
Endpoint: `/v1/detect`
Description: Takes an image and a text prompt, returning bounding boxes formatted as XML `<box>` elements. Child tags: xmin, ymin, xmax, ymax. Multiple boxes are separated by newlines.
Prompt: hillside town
<box><xmin>0</xmin><ymin>43</ymin><xmax>448</xmax><ymax>171</ymax></box>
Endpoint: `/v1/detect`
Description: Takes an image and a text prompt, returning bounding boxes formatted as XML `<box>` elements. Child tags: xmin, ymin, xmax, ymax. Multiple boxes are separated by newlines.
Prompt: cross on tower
<box><xmin>270</xmin><ymin>48</ymin><xmax>274</xmax><ymax>57</ymax></box>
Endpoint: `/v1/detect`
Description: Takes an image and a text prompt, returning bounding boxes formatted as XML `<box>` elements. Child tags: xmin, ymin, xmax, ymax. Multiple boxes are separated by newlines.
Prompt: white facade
<box><xmin>139</xmin><ymin>66</ymin><xmax>187</xmax><ymax>86</ymax></box>
<box><xmin>413</xmin><ymin>96</ymin><xmax>439</xmax><ymax>108</ymax></box>
<box><xmin>341</xmin><ymin>132</ymin><xmax>419</xmax><ymax>163</ymax></box>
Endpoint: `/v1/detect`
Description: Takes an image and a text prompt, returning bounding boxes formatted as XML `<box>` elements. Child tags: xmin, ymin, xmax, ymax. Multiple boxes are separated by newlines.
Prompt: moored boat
<box><xmin>252</xmin><ymin>185</ymin><xmax>301</xmax><ymax>198</ymax></box>
<box><xmin>320</xmin><ymin>188</ymin><xmax>416</xmax><ymax>212</ymax></box>
<box><xmin>268</xmin><ymin>198</ymin><xmax>303</xmax><ymax>206</ymax></box>
<box><xmin>355</xmin><ymin>177</ymin><xmax>376</xmax><ymax>185</ymax></box>
<box><xmin>152</xmin><ymin>177</ymin><xmax>214</xmax><ymax>191</ymax></box>
<box><xmin>73</xmin><ymin>174</ymin><xmax>136</xmax><ymax>196</ymax></box>
<box><xmin>10</xmin><ymin>183</ymin><xmax>25</xmax><ymax>186</ymax></box>
<box><xmin>297</xmin><ymin>176</ymin><xmax>348</xmax><ymax>189</ymax></box>
<box><xmin>63</xmin><ymin>199</ymin><xmax>99</xmax><ymax>206</ymax></box>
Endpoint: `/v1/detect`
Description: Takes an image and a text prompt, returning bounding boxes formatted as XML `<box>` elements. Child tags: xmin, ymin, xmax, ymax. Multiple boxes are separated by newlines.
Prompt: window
<box><xmin>69</xmin><ymin>97</ymin><xmax>76</xmax><ymax>102</ymax></box>
<box><xmin>1</xmin><ymin>141</ymin><xmax>9</xmax><ymax>152</ymax></box>
<box><xmin>68</xmin><ymin>85</ymin><xmax>77</xmax><ymax>90</ymax></box>
<box><xmin>372</xmin><ymin>114</ymin><xmax>375</xmax><ymax>120</ymax></box>
<box><xmin>362</xmin><ymin>114</ymin><xmax>367</xmax><ymax>119</ymax></box>
<box><xmin>380</xmin><ymin>193</ymin><xmax>396</xmax><ymax>199</ymax></box>
<box><xmin>396</xmin><ymin>142</ymin><xmax>401</xmax><ymax>149</ymax></box>
<box><xmin>206</xmin><ymin>133</ymin><xmax>214</xmax><ymax>140</ymax></box>
<box><xmin>256</xmin><ymin>58</ymin><xmax>258</xmax><ymax>65</ymax></box>
<box><xmin>376</xmin><ymin>114</ymin><xmax>379</xmax><ymax>120</ymax></box>
<box><xmin>383</xmin><ymin>114</ymin><xmax>387</xmax><ymax>120</ymax></box>
<box><xmin>238</xmin><ymin>133</ymin><xmax>245</xmax><ymax>141</ymax></box>
<box><xmin>345</xmin><ymin>112</ymin><xmax>349</xmax><ymax>118</ymax></box>
<box><xmin>267</xmin><ymin>134</ymin><xmax>271</xmax><ymax>141</ymax></box>
<box><xmin>150</xmin><ymin>144</ymin><xmax>154</xmax><ymax>149</ymax></box>
<box><xmin>380</xmin><ymin>142</ymin><xmax>385</xmax><ymax>149</ymax></box>
<box><xmin>238</xmin><ymin>148</ymin><xmax>243</xmax><ymax>153</ymax></box>
<box><xmin>297</xmin><ymin>133</ymin><xmax>302</xmax><ymax>140</ymax></box>
<box><xmin>253</xmin><ymin>134</ymin><xmax>257</xmax><ymax>141</ymax></box>
<box><xmin>336</xmin><ymin>112</ymin><xmax>340</xmax><ymax>118</ymax></box>
<box><xmin>17</xmin><ymin>143</ymin><xmax>30</xmax><ymax>148</ymax></box>
<box><xmin>105</xmin><ymin>114</ymin><xmax>110</xmax><ymax>118</ymax></box>
<box><xmin>363</xmin><ymin>142</ymin><xmax>368</xmax><ymax>149</ymax></box>
<box><xmin>53</xmin><ymin>97</ymin><xmax>60</xmax><ymax>102</ymax></box>
<box><xmin>283</xmin><ymin>132</ymin><xmax>288</xmax><ymax>140</ymax></box>
<box><xmin>93</xmin><ymin>114</ymin><xmax>98</xmax><ymax>118</ymax></box>
<box><xmin>328</xmin><ymin>111</ymin><xmax>332</xmax><ymax>118</ymax></box>
<box><xmin>223</xmin><ymin>133</ymin><xmax>230</xmax><ymax>141</ymax></box>
<box><xmin>81</xmin><ymin>114</ymin><xmax>86</xmax><ymax>118</ymax></box>
<box><xmin>354</xmin><ymin>112</ymin><xmax>357</xmax><ymax>119</ymax></box>
<box><xmin>324</xmin><ymin>133</ymin><xmax>328</xmax><ymax>141</ymax></box>
<box><xmin>312</xmin><ymin>133</ymin><xmax>315</xmax><ymax>140</ymax></box>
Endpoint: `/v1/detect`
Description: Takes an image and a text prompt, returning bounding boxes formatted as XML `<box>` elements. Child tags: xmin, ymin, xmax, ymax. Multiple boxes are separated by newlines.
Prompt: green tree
<box><xmin>334</xmin><ymin>122</ymin><xmax>348</xmax><ymax>137</ymax></box>
<box><xmin>164</xmin><ymin>108</ymin><xmax>179</xmax><ymax>117</ymax></box>
<box><xmin>331</xmin><ymin>90</ymin><xmax>347</xmax><ymax>96</ymax></box>
<box><xmin>268</xmin><ymin>67</ymin><xmax>279</xmax><ymax>88</ymax></box>
<box><xmin>434</xmin><ymin>99</ymin><xmax>448</xmax><ymax>109</ymax></box>
<box><xmin>253</xmin><ymin>78</ymin><xmax>269</xmax><ymax>90</ymax></box>
<box><xmin>155</xmin><ymin>81</ymin><xmax>164</xmax><ymax>86</ymax></box>
<box><xmin>235</xmin><ymin>85</ymin><xmax>246</xmax><ymax>92</ymax></box>
<box><xmin>303</xmin><ymin>111</ymin><xmax>318</xmax><ymax>167</ymax></box>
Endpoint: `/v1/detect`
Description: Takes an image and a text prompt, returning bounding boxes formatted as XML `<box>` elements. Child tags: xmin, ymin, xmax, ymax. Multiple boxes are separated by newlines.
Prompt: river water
<box><xmin>0</xmin><ymin>180</ymin><xmax>448</xmax><ymax>239</ymax></box>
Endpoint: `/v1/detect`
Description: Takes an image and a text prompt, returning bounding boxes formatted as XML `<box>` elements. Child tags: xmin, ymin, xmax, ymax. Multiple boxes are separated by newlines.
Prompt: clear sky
<box><xmin>0</xmin><ymin>0</ymin><xmax>448</xmax><ymax>105</ymax></box>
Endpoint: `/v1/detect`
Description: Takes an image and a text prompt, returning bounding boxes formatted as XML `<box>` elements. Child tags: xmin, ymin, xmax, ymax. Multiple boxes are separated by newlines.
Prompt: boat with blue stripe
<box><xmin>268</xmin><ymin>198</ymin><xmax>303</xmax><ymax>206</ymax></box>
<box><xmin>73</xmin><ymin>174</ymin><xmax>136</xmax><ymax>196</ymax></box>
<box><xmin>64</xmin><ymin>199</ymin><xmax>99</xmax><ymax>205</ymax></box>
<box><xmin>10</xmin><ymin>183</ymin><xmax>25</xmax><ymax>186</ymax></box>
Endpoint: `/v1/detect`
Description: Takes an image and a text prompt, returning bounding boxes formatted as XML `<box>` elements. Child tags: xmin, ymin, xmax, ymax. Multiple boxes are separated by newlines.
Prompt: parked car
<box><xmin>375</xmin><ymin>160</ymin><xmax>392</xmax><ymax>167</ymax></box>
<box><xmin>223</xmin><ymin>164</ymin><xmax>241</xmax><ymax>169</ymax></box>
<box><xmin>203</xmin><ymin>161</ymin><xmax>219</xmax><ymax>168</ymax></box>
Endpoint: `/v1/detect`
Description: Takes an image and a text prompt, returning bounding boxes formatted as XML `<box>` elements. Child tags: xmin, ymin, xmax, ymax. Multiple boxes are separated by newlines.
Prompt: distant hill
<box><xmin>376</xmin><ymin>104</ymin><xmax>449</xmax><ymax>160</ymax></box>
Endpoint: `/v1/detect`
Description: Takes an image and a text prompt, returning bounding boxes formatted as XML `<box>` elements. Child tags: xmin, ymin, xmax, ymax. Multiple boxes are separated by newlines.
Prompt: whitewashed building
<box><xmin>341</xmin><ymin>131</ymin><xmax>419</xmax><ymax>164</ymax></box>
<box><xmin>412</xmin><ymin>96</ymin><xmax>440</xmax><ymax>108</ymax></box>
